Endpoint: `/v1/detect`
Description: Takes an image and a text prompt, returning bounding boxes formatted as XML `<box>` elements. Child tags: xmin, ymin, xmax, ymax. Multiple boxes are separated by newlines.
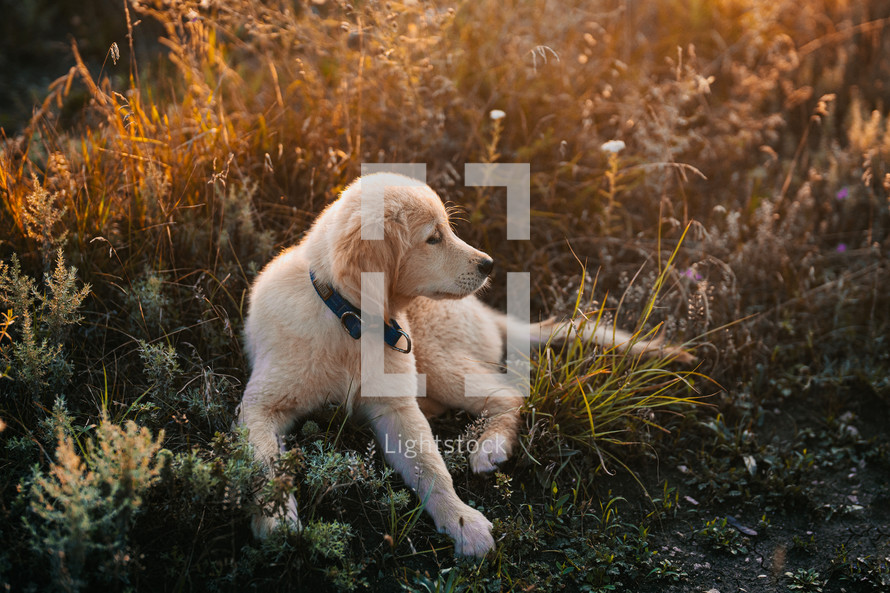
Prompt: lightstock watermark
<box><xmin>381</xmin><ymin>432</ymin><xmax>502</xmax><ymax>460</ymax></box>
<box><xmin>358</xmin><ymin>162</ymin><xmax>531</xmax><ymax>400</ymax></box>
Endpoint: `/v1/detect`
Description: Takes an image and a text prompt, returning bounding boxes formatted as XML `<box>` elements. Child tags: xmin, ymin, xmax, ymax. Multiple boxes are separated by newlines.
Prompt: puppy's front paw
<box><xmin>470</xmin><ymin>432</ymin><xmax>511</xmax><ymax>473</ymax></box>
<box><xmin>437</xmin><ymin>503</ymin><xmax>494</xmax><ymax>558</ymax></box>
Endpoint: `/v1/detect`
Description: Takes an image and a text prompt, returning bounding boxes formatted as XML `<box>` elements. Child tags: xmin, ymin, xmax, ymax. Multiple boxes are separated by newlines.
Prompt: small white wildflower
<box><xmin>695</xmin><ymin>74</ymin><xmax>715</xmax><ymax>94</ymax></box>
<box><xmin>600</xmin><ymin>140</ymin><xmax>625</xmax><ymax>154</ymax></box>
<box><xmin>489</xmin><ymin>109</ymin><xmax>506</xmax><ymax>121</ymax></box>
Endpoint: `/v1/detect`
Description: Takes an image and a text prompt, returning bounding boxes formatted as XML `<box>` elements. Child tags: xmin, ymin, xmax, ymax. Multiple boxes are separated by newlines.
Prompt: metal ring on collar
<box><xmin>339</xmin><ymin>310</ymin><xmax>361</xmax><ymax>336</ymax></box>
<box><xmin>390</xmin><ymin>329</ymin><xmax>412</xmax><ymax>354</ymax></box>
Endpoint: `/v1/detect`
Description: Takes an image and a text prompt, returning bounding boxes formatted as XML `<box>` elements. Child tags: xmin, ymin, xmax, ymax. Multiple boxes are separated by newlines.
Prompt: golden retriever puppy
<box><xmin>238</xmin><ymin>172</ymin><xmax>690</xmax><ymax>557</ymax></box>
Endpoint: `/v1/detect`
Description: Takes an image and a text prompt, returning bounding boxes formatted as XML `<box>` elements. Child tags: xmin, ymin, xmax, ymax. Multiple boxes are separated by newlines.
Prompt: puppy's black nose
<box><xmin>477</xmin><ymin>258</ymin><xmax>494</xmax><ymax>277</ymax></box>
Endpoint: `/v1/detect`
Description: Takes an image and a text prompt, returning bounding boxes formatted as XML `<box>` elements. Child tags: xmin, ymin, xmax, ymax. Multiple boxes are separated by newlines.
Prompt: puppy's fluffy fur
<box><xmin>238</xmin><ymin>173</ymin><xmax>690</xmax><ymax>557</ymax></box>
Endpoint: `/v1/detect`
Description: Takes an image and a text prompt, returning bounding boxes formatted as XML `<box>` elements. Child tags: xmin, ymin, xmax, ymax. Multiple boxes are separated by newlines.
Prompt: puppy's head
<box><xmin>326</xmin><ymin>173</ymin><xmax>493</xmax><ymax>314</ymax></box>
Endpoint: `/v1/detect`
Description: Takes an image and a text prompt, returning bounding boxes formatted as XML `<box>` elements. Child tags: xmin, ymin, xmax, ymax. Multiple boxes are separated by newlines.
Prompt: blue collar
<box><xmin>309</xmin><ymin>270</ymin><xmax>412</xmax><ymax>353</ymax></box>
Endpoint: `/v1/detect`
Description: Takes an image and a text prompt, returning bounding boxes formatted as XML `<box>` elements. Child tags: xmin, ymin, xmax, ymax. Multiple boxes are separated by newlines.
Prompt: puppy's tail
<box><xmin>511</xmin><ymin>315</ymin><xmax>695</xmax><ymax>364</ymax></box>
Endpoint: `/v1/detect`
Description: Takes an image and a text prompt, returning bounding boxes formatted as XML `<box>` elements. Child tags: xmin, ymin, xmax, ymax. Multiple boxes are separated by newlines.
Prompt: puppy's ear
<box><xmin>330</xmin><ymin>213</ymin><xmax>407</xmax><ymax>317</ymax></box>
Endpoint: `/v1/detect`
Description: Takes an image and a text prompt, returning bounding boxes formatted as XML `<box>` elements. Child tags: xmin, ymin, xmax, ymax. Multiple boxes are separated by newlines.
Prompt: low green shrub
<box><xmin>22</xmin><ymin>411</ymin><xmax>166</xmax><ymax>592</ymax></box>
<box><xmin>0</xmin><ymin>250</ymin><xmax>89</xmax><ymax>397</ymax></box>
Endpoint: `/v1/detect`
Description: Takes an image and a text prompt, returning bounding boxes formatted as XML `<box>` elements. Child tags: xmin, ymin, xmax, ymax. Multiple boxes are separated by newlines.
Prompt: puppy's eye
<box><xmin>426</xmin><ymin>233</ymin><xmax>441</xmax><ymax>245</ymax></box>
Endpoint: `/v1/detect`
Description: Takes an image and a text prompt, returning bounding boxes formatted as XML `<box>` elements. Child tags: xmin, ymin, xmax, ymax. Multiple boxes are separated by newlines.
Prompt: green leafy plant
<box><xmin>832</xmin><ymin>547</ymin><xmax>890</xmax><ymax>592</ymax></box>
<box><xmin>697</xmin><ymin>517</ymin><xmax>748</xmax><ymax>556</ymax></box>
<box><xmin>785</xmin><ymin>567</ymin><xmax>826</xmax><ymax>592</ymax></box>
<box><xmin>303</xmin><ymin>520</ymin><xmax>353</xmax><ymax>562</ymax></box>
